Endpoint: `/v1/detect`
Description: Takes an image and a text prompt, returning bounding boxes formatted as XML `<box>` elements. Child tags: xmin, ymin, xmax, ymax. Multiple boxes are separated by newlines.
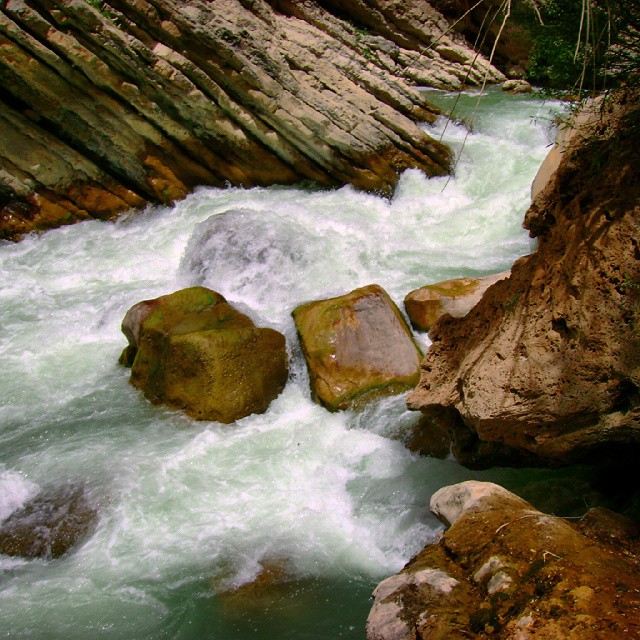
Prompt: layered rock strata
<box><xmin>293</xmin><ymin>284</ymin><xmax>422</xmax><ymax>411</ymax></box>
<box><xmin>367</xmin><ymin>481</ymin><xmax>640</xmax><ymax>640</ymax></box>
<box><xmin>0</xmin><ymin>0</ymin><xmax>503</xmax><ymax>240</ymax></box>
<box><xmin>120</xmin><ymin>286</ymin><xmax>288</xmax><ymax>423</ymax></box>
<box><xmin>408</xmin><ymin>90</ymin><xmax>640</xmax><ymax>467</ymax></box>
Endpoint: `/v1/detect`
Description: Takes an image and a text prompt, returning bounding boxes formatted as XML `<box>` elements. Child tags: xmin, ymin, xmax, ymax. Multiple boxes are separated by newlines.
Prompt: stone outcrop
<box><xmin>293</xmin><ymin>284</ymin><xmax>422</xmax><ymax>411</ymax></box>
<box><xmin>120</xmin><ymin>286</ymin><xmax>288</xmax><ymax>423</ymax></box>
<box><xmin>408</xmin><ymin>89</ymin><xmax>640</xmax><ymax>467</ymax></box>
<box><xmin>430</xmin><ymin>0</ymin><xmax>535</xmax><ymax>79</ymax></box>
<box><xmin>404</xmin><ymin>272</ymin><xmax>509</xmax><ymax>332</ymax></box>
<box><xmin>367</xmin><ymin>481</ymin><xmax>640</xmax><ymax>639</ymax></box>
<box><xmin>0</xmin><ymin>0</ymin><xmax>504</xmax><ymax>240</ymax></box>
<box><xmin>0</xmin><ymin>485</ymin><xmax>98</xmax><ymax>559</ymax></box>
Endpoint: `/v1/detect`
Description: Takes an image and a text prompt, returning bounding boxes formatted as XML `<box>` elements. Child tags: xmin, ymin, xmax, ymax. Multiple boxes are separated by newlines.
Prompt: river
<box><xmin>1</xmin><ymin>89</ymin><xmax>578</xmax><ymax>639</ymax></box>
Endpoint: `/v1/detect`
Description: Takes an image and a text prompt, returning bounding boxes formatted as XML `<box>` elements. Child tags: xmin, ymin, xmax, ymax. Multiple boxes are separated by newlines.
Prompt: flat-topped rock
<box><xmin>404</xmin><ymin>272</ymin><xmax>510</xmax><ymax>332</ymax></box>
<box><xmin>293</xmin><ymin>284</ymin><xmax>422</xmax><ymax>411</ymax></box>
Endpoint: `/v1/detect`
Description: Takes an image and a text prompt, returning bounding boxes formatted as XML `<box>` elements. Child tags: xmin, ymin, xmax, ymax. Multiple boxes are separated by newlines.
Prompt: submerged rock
<box><xmin>293</xmin><ymin>284</ymin><xmax>422</xmax><ymax>411</ymax></box>
<box><xmin>0</xmin><ymin>485</ymin><xmax>98</xmax><ymax>560</ymax></box>
<box><xmin>0</xmin><ymin>0</ymin><xmax>503</xmax><ymax>240</ymax></box>
<box><xmin>367</xmin><ymin>480</ymin><xmax>640</xmax><ymax>639</ymax></box>
<box><xmin>120</xmin><ymin>287</ymin><xmax>288</xmax><ymax>423</ymax></box>
<box><xmin>408</xmin><ymin>89</ymin><xmax>640</xmax><ymax>467</ymax></box>
<box><xmin>403</xmin><ymin>272</ymin><xmax>509</xmax><ymax>332</ymax></box>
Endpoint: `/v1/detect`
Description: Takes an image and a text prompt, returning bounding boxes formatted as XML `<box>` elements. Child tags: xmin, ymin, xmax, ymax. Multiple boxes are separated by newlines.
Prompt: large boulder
<box><xmin>408</xmin><ymin>89</ymin><xmax>640</xmax><ymax>467</ymax></box>
<box><xmin>0</xmin><ymin>485</ymin><xmax>98</xmax><ymax>560</ymax></box>
<box><xmin>293</xmin><ymin>284</ymin><xmax>422</xmax><ymax>411</ymax></box>
<box><xmin>367</xmin><ymin>480</ymin><xmax>640</xmax><ymax>639</ymax></box>
<box><xmin>404</xmin><ymin>272</ymin><xmax>509</xmax><ymax>332</ymax></box>
<box><xmin>120</xmin><ymin>287</ymin><xmax>288</xmax><ymax>423</ymax></box>
<box><xmin>0</xmin><ymin>0</ymin><xmax>503</xmax><ymax>240</ymax></box>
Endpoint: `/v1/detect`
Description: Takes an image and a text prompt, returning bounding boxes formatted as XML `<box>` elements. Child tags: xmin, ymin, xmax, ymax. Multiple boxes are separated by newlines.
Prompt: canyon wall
<box><xmin>408</xmin><ymin>90</ymin><xmax>640</xmax><ymax>468</ymax></box>
<box><xmin>0</xmin><ymin>0</ymin><xmax>503</xmax><ymax>240</ymax></box>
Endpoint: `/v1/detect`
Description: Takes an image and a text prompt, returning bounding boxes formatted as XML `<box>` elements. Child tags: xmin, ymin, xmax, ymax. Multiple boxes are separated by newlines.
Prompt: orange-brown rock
<box><xmin>293</xmin><ymin>284</ymin><xmax>422</xmax><ymax>411</ymax></box>
<box><xmin>404</xmin><ymin>272</ymin><xmax>509</xmax><ymax>332</ymax></box>
<box><xmin>407</xmin><ymin>89</ymin><xmax>640</xmax><ymax>468</ymax></box>
<box><xmin>367</xmin><ymin>481</ymin><xmax>640</xmax><ymax>640</ymax></box>
<box><xmin>0</xmin><ymin>0</ymin><xmax>504</xmax><ymax>240</ymax></box>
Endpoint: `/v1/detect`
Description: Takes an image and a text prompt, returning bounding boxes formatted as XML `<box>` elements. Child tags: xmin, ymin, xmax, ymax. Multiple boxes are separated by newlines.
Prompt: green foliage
<box><xmin>85</xmin><ymin>0</ymin><xmax>119</xmax><ymax>24</ymax></box>
<box><xmin>526</xmin><ymin>0</ymin><xmax>640</xmax><ymax>92</ymax></box>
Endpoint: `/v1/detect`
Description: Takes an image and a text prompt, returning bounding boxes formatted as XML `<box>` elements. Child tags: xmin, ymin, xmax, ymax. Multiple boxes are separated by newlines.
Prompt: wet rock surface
<box><xmin>293</xmin><ymin>284</ymin><xmax>422</xmax><ymax>411</ymax></box>
<box><xmin>121</xmin><ymin>286</ymin><xmax>288</xmax><ymax>423</ymax></box>
<box><xmin>0</xmin><ymin>485</ymin><xmax>98</xmax><ymax>560</ymax></box>
<box><xmin>408</xmin><ymin>89</ymin><xmax>640</xmax><ymax>467</ymax></box>
<box><xmin>367</xmin><ymin>481</ymin><xmax>640</xmax><ymax>639</ymax></box>
<box><xmin>0</xmin><ymin>0</ymin><xmax>503</xmax><ymax>240</ymax></box>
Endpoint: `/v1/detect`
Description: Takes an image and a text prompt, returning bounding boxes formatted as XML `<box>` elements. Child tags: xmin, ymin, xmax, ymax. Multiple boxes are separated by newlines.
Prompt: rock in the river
<box><xmin>0</xmin><ymin>0</ymin><xmax>504</xmax><ymax>241</ymax></box>
<box><xmin>408</xmin><ymin>88</ymin><xmax>640</xmax><ymax>467</ymax></box>
<box><xmin>501</xmin><ymin>78</ymin><xmax>532</xmax><ymax>93</ymax></box>
<box><xmin>120</xmin><ymin>287</ymin><xmax>288</xmax><ymax>423</ymax></box>
<box><xmin>293</xmin><ymin>284</ymin><xmax>422</xmax><ymax>411</ymax></box>
<box><xmin>367</xmin><ymin>480</ymin><xmax>640</xmax><ymax>639</ymax></box>
<box><xmin>0</xmin><ymin>485</ymin><xmax>98</xmax><ymax>559</ymax></box>
<box><xmin>404</xmin><ymin>272</ymin><xmax>509</xmax><ymax>332</ymax></box>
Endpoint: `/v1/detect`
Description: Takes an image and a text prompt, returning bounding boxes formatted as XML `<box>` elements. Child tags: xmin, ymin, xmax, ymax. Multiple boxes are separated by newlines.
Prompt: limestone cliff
<box><xmin>408</xmin><ymin>90</ymin><xmax>640</xmax><ymax>467</ymax></box>
<box><xmin>0</xmin><ymin>0</ymin><xmax>503</xmax><ymax>240</ymax></box>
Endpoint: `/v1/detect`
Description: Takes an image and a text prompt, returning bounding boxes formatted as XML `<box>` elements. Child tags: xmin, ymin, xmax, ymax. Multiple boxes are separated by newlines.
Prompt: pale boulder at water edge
<box><xmin>404</xmin><ymin>272</ymin><xmax>510</xmax><ymax>332</ymax></box>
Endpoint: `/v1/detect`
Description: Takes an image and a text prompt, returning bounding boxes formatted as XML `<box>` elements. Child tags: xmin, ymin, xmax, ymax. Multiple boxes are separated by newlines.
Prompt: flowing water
<box><xmin>0</xmin><ymin>89</ymin><xmax>582</xmax><ymax>639</ymax></box>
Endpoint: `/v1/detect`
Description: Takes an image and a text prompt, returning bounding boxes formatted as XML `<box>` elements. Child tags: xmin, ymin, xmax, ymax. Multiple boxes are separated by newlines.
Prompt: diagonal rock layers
<box><xmin>0</xmin><ymin>0</ymin><xmax>503</xmax><ymax>240</ymax></box>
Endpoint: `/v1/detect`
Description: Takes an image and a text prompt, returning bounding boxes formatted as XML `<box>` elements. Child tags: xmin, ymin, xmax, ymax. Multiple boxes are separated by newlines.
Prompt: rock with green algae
<box><xmin>367</xmin><ymin>480</ymin><xmax>640</xmax><ymax>640</ymax></box>
<box><xmin>120</xmin><ymin>286</ymin><xmax>288</xmax><ymax>423</ymax></box>
<box><xmin>292</xmin><ymin>284</ymin><xmax>422</xmax><ymax>411</ymax></box>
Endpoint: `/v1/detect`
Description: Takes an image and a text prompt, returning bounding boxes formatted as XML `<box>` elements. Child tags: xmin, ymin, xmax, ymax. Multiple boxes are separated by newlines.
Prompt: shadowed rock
<box><xmin>408</xmin><ymin>89</ymin><xmax>640</xmax><ymax>467</ymax></box>
<box><xmin>0</xmin><ymin>485</ymin><xmax>98</xmax><ymax>560</ymax></box>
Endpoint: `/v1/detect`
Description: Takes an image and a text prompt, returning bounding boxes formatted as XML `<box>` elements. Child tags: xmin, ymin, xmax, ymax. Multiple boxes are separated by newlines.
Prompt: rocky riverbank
<box><xmin>408</xmin><ymin>88</ymin><xmax>640</xmax><ymax>468</ymax></box>
<box><xmin>367</xmin><ymin>481</ymin><xmax>640</xmax><ymax>639</ymax></box>
<box><xmin>0</xmin><ymin>0</ymin><xmax>504</xmax><ymax>240</ymax></box>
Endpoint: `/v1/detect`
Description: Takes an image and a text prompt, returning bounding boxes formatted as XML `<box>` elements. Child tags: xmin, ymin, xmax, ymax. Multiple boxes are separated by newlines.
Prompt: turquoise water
<box><xmin>0</xmin><ymin>89</ymin><xmax>568</xmax><ymax>639</ymax></box>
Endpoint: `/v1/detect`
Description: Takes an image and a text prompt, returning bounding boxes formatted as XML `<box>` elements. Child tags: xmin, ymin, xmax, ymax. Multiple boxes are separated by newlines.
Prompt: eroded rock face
<box><xmin>0</xmin><ymin>0</ymin><xmax>503</xmax><ymax>240</ymax></box>
<box><xmin>120</xmin><ymin>286</ymin><xmax>288</xmax><ymax>423</ymax></box>
<box><xmin>404</xmin><ymin>272</ymin><xmax>509</xmax><ymax>332</ymax></box>
<box><xmin>408</xmin><ymin>89</ymin><xmax>640</xmax><ymax>467</ymax></box>
<box><xmin>293</xmin><ymin>284</ymin><xmax>422</xmax><ymax>411</ymax></box>
<box><xmin>367</xmin><ymin>480</ymin><xmax>640</xmax><ymax>639</ymax></box>
<box><xmin>0</xmin><ymin>485</ymin><xmax>98</xmax><ymax>559</ymax></box>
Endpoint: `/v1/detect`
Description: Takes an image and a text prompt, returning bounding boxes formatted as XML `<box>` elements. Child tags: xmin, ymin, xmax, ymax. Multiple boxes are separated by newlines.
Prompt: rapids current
<box><xmin>0</xmin><ymin>89</ymin><xmax>580</xmax><ymax>639</ymax></box>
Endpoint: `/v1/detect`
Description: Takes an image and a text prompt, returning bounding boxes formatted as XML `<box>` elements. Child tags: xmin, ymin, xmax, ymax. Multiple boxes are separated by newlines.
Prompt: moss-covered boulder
<box><xmin>120</xmin><ymin>287</ymin><xmax>288</xmax><ymax>423</ymax></box>
<box><xmin>0</xmin><ymin>485</ymin><xmax>98</xmax><ymax>560</ymax></box>
<box><xmin>292</xmin><ymin>285</ymin><xmax>422</xmax><ymax>411</ymax></box>
<box><xmin>403</xmin><ymin>272</ymin><xmax>509</xmax><ymax>332</ymax></box>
